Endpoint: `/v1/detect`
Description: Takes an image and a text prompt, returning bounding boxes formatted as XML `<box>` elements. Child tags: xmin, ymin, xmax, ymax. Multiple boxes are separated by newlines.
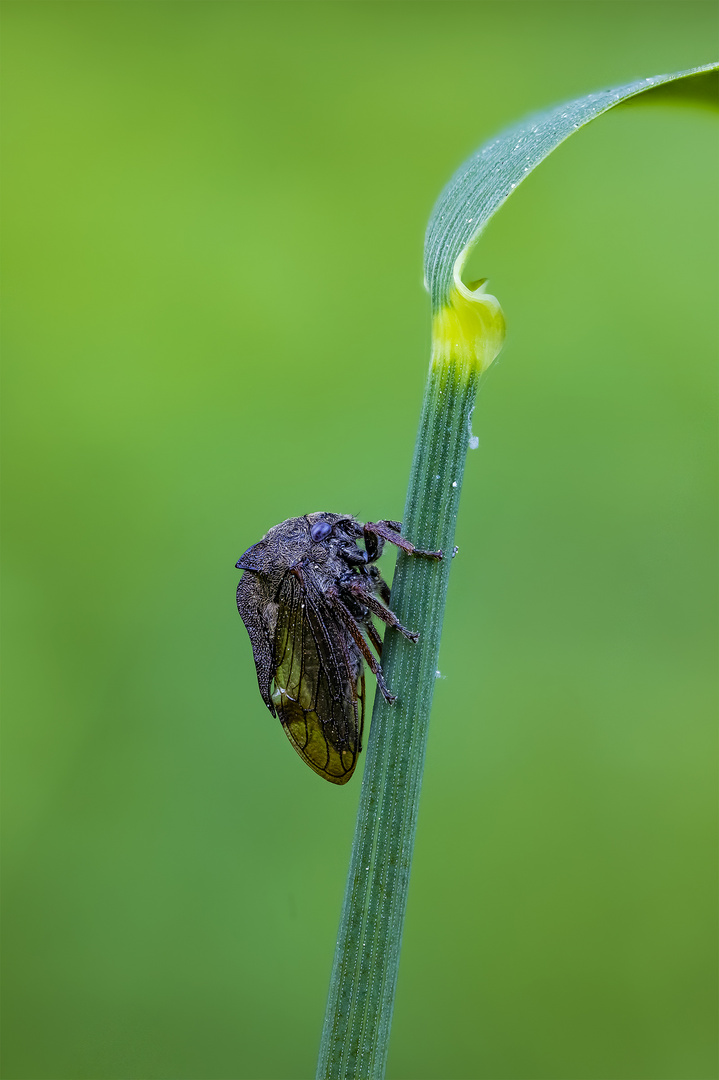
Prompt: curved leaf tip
<box><xmin>424</xmin><ymin>61</ymin><xmax>719</xmax><ymax>312</ymax></box>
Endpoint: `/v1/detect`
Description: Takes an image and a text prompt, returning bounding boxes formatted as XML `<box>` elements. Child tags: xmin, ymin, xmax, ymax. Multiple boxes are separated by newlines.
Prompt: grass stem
<box><xmin>316</xmin><ymin>356</ymin><xmax>481</xmax><ymax>1080</ymax></box>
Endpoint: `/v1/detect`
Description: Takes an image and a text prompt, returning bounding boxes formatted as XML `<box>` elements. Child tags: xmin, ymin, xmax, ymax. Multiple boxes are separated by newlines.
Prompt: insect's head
<box><xmin>235</xmin><ymin>513</ymin><xmax>362</xmax><ymax>576</ymax></box>
<box><xmin>306</xmin><ymin>512</ymin><xmax>360</xmax><ymax>547</ymax></box>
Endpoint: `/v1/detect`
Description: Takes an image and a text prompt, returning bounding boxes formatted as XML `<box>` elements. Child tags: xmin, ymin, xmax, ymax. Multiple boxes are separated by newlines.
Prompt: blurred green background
<box><xmin>2</xmin><ymin>3</ymin><xmax>717</xmax><ymax>1078</ymax></box>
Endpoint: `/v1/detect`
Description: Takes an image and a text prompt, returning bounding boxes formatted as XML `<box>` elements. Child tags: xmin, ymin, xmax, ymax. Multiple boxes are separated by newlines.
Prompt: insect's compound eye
<box><xmin>310</xmin><ymin>520</ymin><xmax>333</xmax><ymax>542</ymax></box>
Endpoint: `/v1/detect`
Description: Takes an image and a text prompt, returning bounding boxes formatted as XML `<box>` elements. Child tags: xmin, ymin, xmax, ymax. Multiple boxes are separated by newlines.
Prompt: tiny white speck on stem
<box><xmin>468</xmin><ymin>406</ymin><xmax>479</xmax><ymax>450</ymax></box>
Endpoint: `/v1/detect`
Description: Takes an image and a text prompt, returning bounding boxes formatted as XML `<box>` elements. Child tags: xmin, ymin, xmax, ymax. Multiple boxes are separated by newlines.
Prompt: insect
<box><xmin>235</xmin><ymin>513</ymin><xmax>442</xmax><ymax>784</ymax></box>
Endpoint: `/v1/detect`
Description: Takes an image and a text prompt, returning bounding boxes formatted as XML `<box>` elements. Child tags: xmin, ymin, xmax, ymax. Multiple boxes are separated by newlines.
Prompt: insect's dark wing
<box><xmin>272</xmin><ymin>569</ymin><xmax>363</xmax><ymax>785</ymax></box>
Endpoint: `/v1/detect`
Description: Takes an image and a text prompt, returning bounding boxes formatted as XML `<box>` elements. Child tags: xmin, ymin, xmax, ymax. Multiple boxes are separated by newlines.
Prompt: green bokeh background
<box><xmin>2</xmin><ymin>3</ymin><xmax>717</xmax><ymax>1078</ymax></box>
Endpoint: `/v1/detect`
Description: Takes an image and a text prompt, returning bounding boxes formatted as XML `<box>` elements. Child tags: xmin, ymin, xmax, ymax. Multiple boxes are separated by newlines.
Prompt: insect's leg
<box><xmin>362</xmin><ymin>527</ymin><xmax>383</xmax><ymax>563</ymax></box>
<box><xmin>326</xmin><ymin>587</ymin><xmax>396</xmax><ymax>704</ymax></box>
<box><xmin>367</xmin><ymin>565</ymin><xmax>391</xmax><ymax>605</ymax></box>
<box><xmin>337</xmin><ymin>543</ymin><xmax>368</xmax><ymax>566</ymax></box>
<box><xmin>341</xmin><ymin>578</ymin><xmax>419</xmax><ymax>643</ymax></box>
<box><xmin>364</xmin><ymin>620</ymin><xmax>384</xmax><ymax>658</ymax></box>
<box><xmin>364</xmin><ymin>520</ymin><xmax>443</xmax><ymax>560</ymax></box>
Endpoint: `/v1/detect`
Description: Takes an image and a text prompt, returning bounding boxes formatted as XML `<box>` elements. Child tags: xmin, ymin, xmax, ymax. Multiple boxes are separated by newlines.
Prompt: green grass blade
<box><xmin>316</xmin><ymin>60</ymin><xmax>718</xmax><ymax>1080</ymax></box>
